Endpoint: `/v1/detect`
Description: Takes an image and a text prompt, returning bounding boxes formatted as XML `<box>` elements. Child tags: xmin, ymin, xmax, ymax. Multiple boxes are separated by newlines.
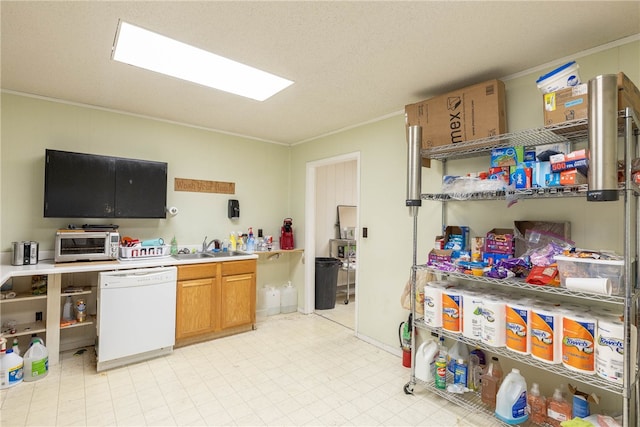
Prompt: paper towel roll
<box><xmin>565</xmin><ymin>277</ymin><xmax>612</xmax><ymax>295</ymax></box>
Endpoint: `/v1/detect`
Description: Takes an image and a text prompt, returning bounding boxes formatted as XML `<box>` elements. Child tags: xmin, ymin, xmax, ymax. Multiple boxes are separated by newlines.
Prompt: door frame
<box><xmin>303</xmin><ymin>152</ymin><xmax>360</xmax><ymax>328</ymax></box>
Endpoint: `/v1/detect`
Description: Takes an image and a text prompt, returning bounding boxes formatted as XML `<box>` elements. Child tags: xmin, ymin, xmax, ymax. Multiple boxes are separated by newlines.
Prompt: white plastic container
<box><xmin>447</xmin><ymin>340</ymin><xmax>469</xmax><ymax>374</ymax></box>
<box><xmin>414</xmin><ymin>339</ymin><xmax>438</xmax><ymax>382</ymax></box>
<box><xmin>495</xmin><ymin>368</ymin><xmax>529</xmax><ymax>425</ymax></box>
<box><xmin>555</xmin><ymin>255</ymin><xmax>624</xmax><ymax>295</ymax></box>
<box><xmin>0</xmin><ymin>348</ymin><xmax>24</xmax><ymax>389</ymax></box>
<box><xmin>264</xmin><ymin>286</ymin><xmax>281</xmax><ymax>316</ymax></box>
<box><xmin>23</xmin><ymin>337</ymin><xmax>49</xmax><ymax>382</ymax></box>
<box><xmin>536</xmin><ymin>61</ymin><xmax>581</xmax><ymax>94</ymax></box>
<box><xmin>280</xmin><ymin>281</ymin><xmax>297</xmax><ymax>314</ymax></box>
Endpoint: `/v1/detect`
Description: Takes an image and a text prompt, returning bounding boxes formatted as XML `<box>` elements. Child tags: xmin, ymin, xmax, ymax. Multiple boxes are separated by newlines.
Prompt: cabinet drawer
<box><xmin>221</xmin><ymin>260</ymin><xmax>256</xmax><ymax>276</ymax></box>
<box><xmin>177</xmin><ymin>263</ymin><xmax>217</xmax><ymax>281</ymax></box>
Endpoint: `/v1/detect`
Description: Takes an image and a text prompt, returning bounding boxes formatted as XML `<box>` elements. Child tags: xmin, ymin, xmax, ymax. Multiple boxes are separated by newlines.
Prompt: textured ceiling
<box><xmin>2</xmin><ymin>1</ymin><xmax>639</xmax><ymax>144</ymax></box>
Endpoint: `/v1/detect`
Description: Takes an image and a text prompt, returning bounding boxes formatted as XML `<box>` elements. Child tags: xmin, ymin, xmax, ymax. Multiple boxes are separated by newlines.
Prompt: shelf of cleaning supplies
<box><xmin>407</xmin><ymin>375</ymin><xmax>552</xmax><ymax>427</ymax></box>
<box><xmin>414</xmin><ymin>318</ymin><xmax>625</xmax><ymax>395</ymax></box>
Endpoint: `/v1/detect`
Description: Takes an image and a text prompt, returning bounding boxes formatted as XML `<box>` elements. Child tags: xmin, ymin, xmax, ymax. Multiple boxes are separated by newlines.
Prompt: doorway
<box><xmin>304</xmin><ymin>152</ymin><xmax>360</xmax><ymax>331</ymax></box>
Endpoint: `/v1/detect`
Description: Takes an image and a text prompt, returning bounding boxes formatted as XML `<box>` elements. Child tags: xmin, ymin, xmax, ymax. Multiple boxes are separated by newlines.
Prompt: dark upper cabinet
<box><xmin>44</xmin><ymin>149</ymin><xmax>167</xmax><ymax>219</ymax></box>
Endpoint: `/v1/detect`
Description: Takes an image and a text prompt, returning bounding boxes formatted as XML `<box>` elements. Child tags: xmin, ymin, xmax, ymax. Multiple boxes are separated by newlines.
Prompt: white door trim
<box><xmin>304</xmin><ymin>152</ymin><xmax>361</xmax><ymax>329</ymax></box>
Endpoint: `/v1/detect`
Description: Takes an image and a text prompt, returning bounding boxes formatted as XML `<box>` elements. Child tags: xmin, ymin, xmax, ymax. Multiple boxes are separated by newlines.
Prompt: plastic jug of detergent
<box><xmin>0</xmin><ymin>348</ymin><xmax>24</xmax><ymax>389</ymax></box>
<box><xmin>23</xmin><ymin>336</ymin><xmax>48</xmax><ymax>382</ymax></box>
<box><xmin>495</xmin><ymin>368</ymin><xmax>528</xmax><ymax>424</ymax></box>
<box><xmin>414</xmin><ymin>339</ymin><xmax>438</xmax><ymax>382</ymax></box>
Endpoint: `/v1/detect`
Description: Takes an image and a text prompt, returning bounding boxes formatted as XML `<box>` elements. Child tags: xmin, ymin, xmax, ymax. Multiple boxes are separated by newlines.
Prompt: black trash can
<box><xmin>315</xmin><ymin>257</ymin><xmax>341</xmax><ymax>309</ymax></box>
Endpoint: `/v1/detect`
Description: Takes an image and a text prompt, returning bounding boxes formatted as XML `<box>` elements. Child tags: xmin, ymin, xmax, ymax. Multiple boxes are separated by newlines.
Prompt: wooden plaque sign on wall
<box><xmin>174</xmin><ymin>178</ymin><xmax>235</xmax><ymax>194</ymax></box>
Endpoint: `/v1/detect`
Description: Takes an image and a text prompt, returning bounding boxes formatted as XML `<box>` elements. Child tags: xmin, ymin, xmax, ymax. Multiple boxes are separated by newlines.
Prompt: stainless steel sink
<box><xmin>212</xmin><ymin>251</ymin><xmax>243</xmax><ymax>257</ymax></box>
<box><xmin>172</xmin><ymin>252</ymin><xmax>216</xmax><ymax>260</ymax></box>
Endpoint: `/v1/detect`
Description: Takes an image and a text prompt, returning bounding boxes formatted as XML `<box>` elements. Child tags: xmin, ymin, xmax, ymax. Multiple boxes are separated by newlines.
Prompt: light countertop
<box><xmin>0</xmin><ymin>251</ymin><xmax>260</xmax><ymax>283</ymax></box>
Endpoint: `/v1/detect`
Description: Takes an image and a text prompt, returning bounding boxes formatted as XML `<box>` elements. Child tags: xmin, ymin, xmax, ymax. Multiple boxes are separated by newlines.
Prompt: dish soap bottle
<box><xmin>546</xmin><ymin>388</ymin><xmax>572</xmax><ymax>427</ymax></box>
<box><xmin>170</xmin><ymin>236</ymin><xmax>178</xmax><ymax>255</ymax></box>
<box><xmin>527</xmin><ymin>382</ymin><xmax>547</xmax><ymax>425</ymax></box>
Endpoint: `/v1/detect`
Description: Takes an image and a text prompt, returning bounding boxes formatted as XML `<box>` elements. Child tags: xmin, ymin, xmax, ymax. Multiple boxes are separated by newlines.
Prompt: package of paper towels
<box><xmin>565</xmin><ymin>277</ymin><xmax>612</xmax><ymax>295</ymax></box>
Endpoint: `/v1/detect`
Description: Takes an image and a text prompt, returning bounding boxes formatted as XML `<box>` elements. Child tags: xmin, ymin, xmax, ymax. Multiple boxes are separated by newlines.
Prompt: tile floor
<box><xmin>1</xmin><ymin>312</ymin><xmax>500</xmax><ymax>426</ymax></box>
<box><xmin>315</xmin><ymin>293</ymin><xmax>355</xmax><ymax>330</ymax></box>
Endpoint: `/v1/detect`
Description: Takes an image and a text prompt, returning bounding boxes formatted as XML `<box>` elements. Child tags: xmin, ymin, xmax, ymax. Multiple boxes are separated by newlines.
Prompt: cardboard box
<box><xmin>532</xmin><ymin>161</ymin><xmax>551</xmax><ymax>188</ymax></box>
<box><xmin>511</xmin><ymin>165</ymin><xmax>532</xmax><ymax>189</ymax></box>
<box><xmin>405</xmin><ymin>79</ymin><xmax>507</xmax><ymax>154</ymax></box>
<box><xmin>543</xmin><ymin>73</ymin><xmax>640</xmax><ymax>126</ymax></box>
<box><xmin>618</xmin><ymin>72</ymin><xmax>640</xmax><ymax>120</ymax></box>
<box><xmin>560</xmin><ymin>169</ymin><xmax>587</xmax><ymax>186</ymax></box>
<box><xmin>443</xmin><ymin>226</ymin><xmax>470</xmax><ymax>251</ymax></box>
<box><xmin>514</xmin><ymin>220</ymin><xmax>571</xmax><ymax>258</ymax></box>
<box><xmin>428</xmin><ymin>249</ymin><xmax>453</xmax><ymax>265</ymax></box>
<box><xmin>543</xmin><ymin>84</ymin><xmax>588</xmax><ymax>126</ymax></box>
<box><xmin>485</xmin><ymin>228</ymin><xmax>515</xmax><ymax>255</ymax></box>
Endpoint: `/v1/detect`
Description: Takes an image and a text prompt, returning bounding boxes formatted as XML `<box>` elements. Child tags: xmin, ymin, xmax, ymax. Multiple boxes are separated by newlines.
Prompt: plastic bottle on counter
<box><xmin>229</xmin><ymin>233</ymin><xmax>237</xmax><ymax>251</ymax></box>
<box><xmin>170</xmin><ymin>236</ymin><xmax>178</xmax><ymax>255</ymax></box>
<box><xmin>246</xmin><ymin>228</ymin><xmax>256</xmax><ymax>252</ymax></box>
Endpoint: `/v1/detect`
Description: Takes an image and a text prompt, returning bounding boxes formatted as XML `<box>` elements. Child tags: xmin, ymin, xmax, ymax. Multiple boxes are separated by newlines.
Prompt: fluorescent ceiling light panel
<box><xmin>112</xmin><ymin>21</ymin><xmax>293</xmax><ymax>101</ymax></box>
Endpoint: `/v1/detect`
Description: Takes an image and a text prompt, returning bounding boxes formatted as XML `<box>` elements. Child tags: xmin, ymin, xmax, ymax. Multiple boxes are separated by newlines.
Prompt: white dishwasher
<box><xmin>96</xmin><ymin>266</ymin><xmax>177</xmax><ymax>372</ymax></box>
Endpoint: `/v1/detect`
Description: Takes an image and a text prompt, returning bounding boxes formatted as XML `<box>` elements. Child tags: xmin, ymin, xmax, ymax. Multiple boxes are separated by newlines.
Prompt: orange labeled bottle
<box><xmin>546</xmin><ymin>388</ymin><xmax>572</xmax><ymax>427</ymax></box>
<box><xmin>480</xmin><ymin>356</ymin><xmax>503</xmax><ymax>409</ymax></box>
<box><xmin>527</xmin><ymin>383</ymin><xmax>547</xmax><ymax>425</ymax></box>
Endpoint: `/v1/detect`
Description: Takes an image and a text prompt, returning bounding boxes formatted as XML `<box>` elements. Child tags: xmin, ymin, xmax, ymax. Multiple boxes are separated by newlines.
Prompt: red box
<box><xmin>560</xmin><ymin>169</ymin><xmax>587</xmax><ymax>186</ymax></box>
<box><xmin>485</xmin><ymin>228</ymin><xmax>515</xmax><ymax>255</ymax></box>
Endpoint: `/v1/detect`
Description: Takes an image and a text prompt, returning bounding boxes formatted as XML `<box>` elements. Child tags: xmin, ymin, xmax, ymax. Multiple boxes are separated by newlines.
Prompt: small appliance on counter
<box><xmin>11</xmin><ymin>241</ymin><xmax>38</xmax><ymax>265</ymax></box>
<box><xmin>54</xmin><ymin>224</ymin><xmax>119</xmax><ymax>263</ymax></box>
<box><xmin>280</xmin><ymin>218</ymin><xmax>294</xmax><ymax>250</ymax></box>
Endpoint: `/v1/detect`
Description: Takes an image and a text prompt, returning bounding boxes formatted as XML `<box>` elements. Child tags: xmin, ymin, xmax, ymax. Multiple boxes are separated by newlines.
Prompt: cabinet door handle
<box><xmin>181</xmin><ymin>278</ymin><xmax>213</xmax><ymax>288</ymax></box>
<box><xmin>225</xmin><ymin>274</ymin><xmax>252</xmax><ymax>282</ymax></box>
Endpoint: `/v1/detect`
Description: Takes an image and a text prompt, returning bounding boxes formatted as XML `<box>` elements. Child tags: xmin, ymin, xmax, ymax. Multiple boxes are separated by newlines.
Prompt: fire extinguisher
<box><xmin>399</xmin><ymin>313</ymin><xmax>413</xmax><ymax>367</ymax></box>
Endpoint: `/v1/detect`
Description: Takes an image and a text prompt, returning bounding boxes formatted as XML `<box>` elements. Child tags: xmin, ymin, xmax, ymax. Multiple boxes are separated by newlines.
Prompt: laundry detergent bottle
<box><xmin>495</xmin><ymin>368</ymin><xmax>528</xmax><ymax>425</ymax></box>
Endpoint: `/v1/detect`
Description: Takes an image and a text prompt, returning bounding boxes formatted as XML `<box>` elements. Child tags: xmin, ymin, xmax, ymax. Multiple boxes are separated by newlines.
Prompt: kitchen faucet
<box><xmin>202</xmin><ymin>236</ymin><xmax>216</xmax><ymax>253</ymax></box>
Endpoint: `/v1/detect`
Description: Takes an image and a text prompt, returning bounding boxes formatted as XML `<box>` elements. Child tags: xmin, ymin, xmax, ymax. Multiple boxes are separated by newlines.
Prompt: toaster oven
<box><xmin>54</xmin><ymin>230</ymin><xmax>120</xmax><ymax>263</ymax></box>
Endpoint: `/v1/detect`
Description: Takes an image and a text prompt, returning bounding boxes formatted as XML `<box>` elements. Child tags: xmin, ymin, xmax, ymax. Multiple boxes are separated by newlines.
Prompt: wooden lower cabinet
<box><xmin>221</xmin><ymin>260</ymin><xmax>256</xmax><ymax>329</ymax></box>
<box><xmin>175</xmin><ymin>259</ymin><xmax>256</xmax><ymax>347</ymax></box>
